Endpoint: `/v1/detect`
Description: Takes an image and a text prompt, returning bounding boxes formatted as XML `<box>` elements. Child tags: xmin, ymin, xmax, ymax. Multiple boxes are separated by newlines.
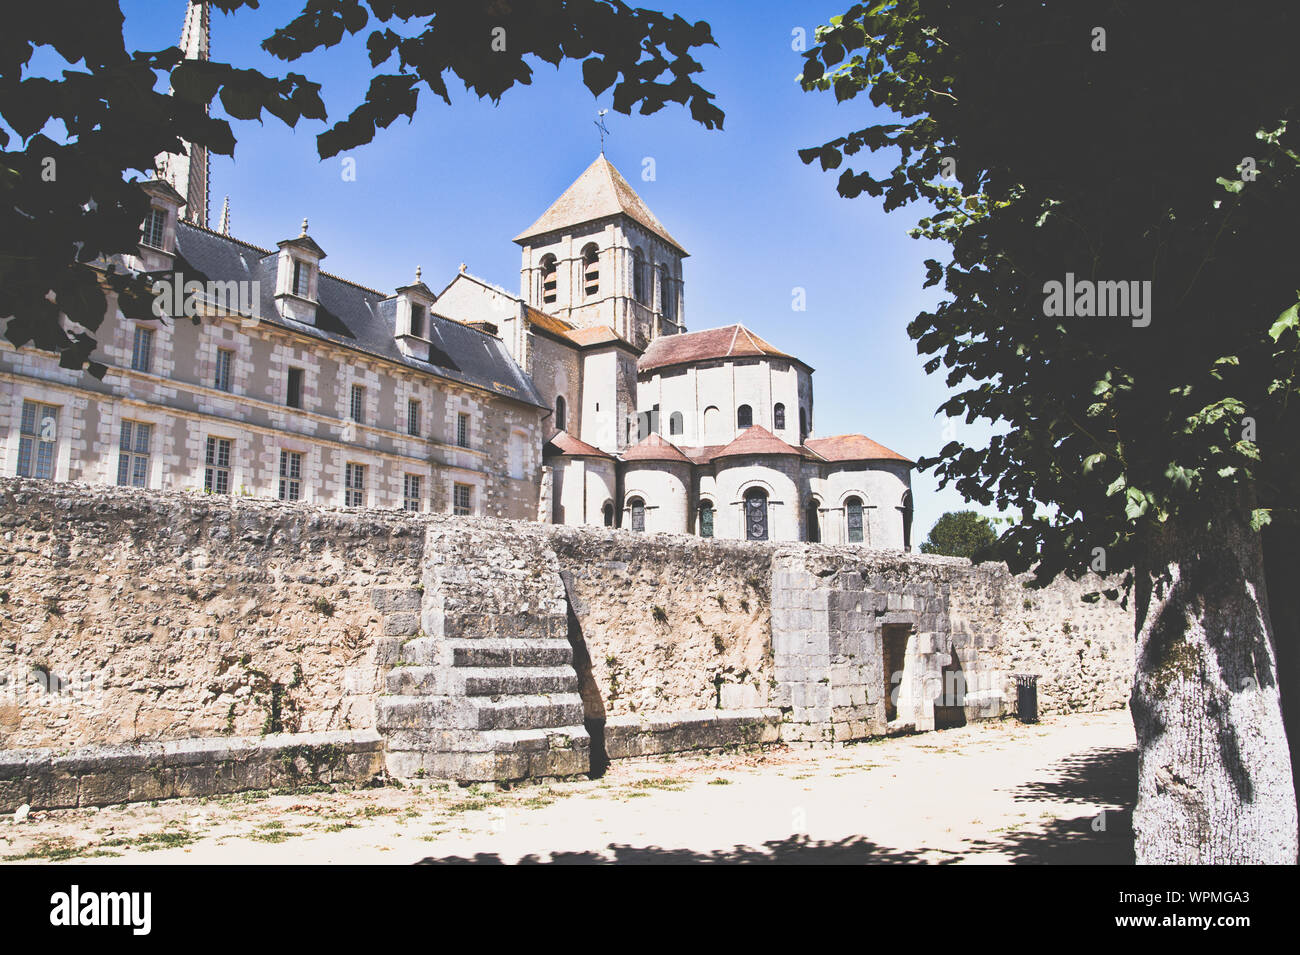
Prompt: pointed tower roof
<box><xmin>713</xmin><ymin>425</ymin><xmax>802</xmax><ymax>460</ymax></box>
<box><xmin>621</xmin><ymin>432</ymin><xmax>692</xmax><ymax>464</ymax></box>
<box><xmin>155</xmin><ymin>1</ymin><xmax>211</xmax><ymax>228</ymax></box>
<box><xmin>514</xmin><ymin>155</ymin><xmax>686</xmax><ymax>254</ymax></box>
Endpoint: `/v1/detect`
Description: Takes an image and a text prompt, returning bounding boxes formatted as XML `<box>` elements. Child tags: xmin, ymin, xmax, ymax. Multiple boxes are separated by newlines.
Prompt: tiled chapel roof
<box><xmin>639</xmin><ymin>324</ymin><xmax>804</xmax><ymax>373</ymax></box>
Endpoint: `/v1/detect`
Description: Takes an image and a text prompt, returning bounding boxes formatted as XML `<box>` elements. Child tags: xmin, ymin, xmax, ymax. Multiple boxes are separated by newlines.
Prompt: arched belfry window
<box><xmin>540</xmin><ymin>254</ymin><xmax>557</xmax><ymax>306</ymax></box>
<box><xmin>669</xmin><ymin>411</ymin><xmax>684</xmax><ymax>436</ymax></box>
<box><xmin>699</xmin><ymin>500</ymin><xmax>714</xmax><ymax>538</ymax></box>
<box><xmin>555</xmin><ymin>395</ymin><xmax>567</xmax><ymax>431</ymax></box>
<box><xmin>737</xmin><ymin>404</ymin><xmax>753</xmax><ymax>429</ymax></box>
<box><xmin>846</xmin><ymin>496</ymin><xmax>865</xmax><ymax>543</ymax></box>
<box><xmin>744</xmin><ymin>487</ymin><xmax>769</xmax><ymax>541</ymax></box>
<box><xmin>633</xmin><ymin>248</ymin><xmax>646</xmax><ymax>304</ymax></box>
<box><xmin>628</xmin><ymin>496</ymin><xmax>646</xmax><ymax>532</ymax></box>
<box><xmin>582</xmin><ymin>244</ymin><xmax>600</xmax><ymax>299</ymax></box>
<box><xmin>773</xmin><ymin>403</ymin><xmax>786</xmax><ymax>431</ymax></box>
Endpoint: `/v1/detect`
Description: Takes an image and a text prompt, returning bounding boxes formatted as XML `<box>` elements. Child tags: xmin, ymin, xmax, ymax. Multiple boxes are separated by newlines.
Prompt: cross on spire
<box><xmin>594</xmin><ymin>109</ymin><xmax>610</xmax><ymax>155</ymax></box>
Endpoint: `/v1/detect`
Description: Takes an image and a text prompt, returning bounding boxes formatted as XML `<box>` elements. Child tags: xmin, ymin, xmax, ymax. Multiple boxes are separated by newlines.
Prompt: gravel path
<box><xmin>1</xmin><ymin>710</ymin><xmax>1136</xmax><ymax>864</ymax></box>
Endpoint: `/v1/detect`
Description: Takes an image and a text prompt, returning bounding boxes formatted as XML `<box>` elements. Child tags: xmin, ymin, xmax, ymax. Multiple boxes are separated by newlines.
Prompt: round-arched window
<box><xmin>773</xmin><ymin>403</ymin><xmax>786</xmax><ymax>431</ymax></box>
<box><xmin>744</xmin><ymin>487</ymin><xmax>768</xmax><ymax>541</ymax></box>
<box><xmin>737</xmin><ymin>404</ymin><xmax>753</xmax><ymax>429</ymax></box>
<box><xmin>698</xmin><ymin>500</ymin><xmax>714</xmax><ymax>538</ymax></box>
<box><xmin>603</xmin><ymin>501</ymin><xmax>615</xmax><ymax>527</ymax></box>
<box><xmin>555</xmin><ymin>395</ymin><xmax>567</xmax><ymax>432</ymax></box>
<box><xmin>582</xmin><ymin>244</ymin><xmax>600</xmax><ymax>298</ymax></box>
<box><xmin>628</xmin><ymin>496</ymin><xmax>646</xmax><ymax>532</ymax></box>
<box><xmin>846</xmin><ymin>496</ymin><xmax>865</xmax><ymax>543</ymax></box>
<box><xmin>669</xmin><ymin>411</ymin><xmax>684</xmax><ymax>435</ymax></box>
<box><xmin>540</xmin><ymin>254</ymin><xmax>557</xmax><ymax>305</ymax></box>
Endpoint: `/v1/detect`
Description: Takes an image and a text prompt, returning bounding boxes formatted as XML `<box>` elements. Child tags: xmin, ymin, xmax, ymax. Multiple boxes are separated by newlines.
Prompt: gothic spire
<box><xmin>155</xmin><ymin>2</ymin><xmax>212</xmax><ymax>228</ymax></box>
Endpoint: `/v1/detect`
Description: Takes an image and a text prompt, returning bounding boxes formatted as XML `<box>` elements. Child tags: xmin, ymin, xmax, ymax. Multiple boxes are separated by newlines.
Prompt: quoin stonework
<box><xmin>1</xmin><ymin>3</ymin><xmax>914</xmax><ymax>549</ymax></box>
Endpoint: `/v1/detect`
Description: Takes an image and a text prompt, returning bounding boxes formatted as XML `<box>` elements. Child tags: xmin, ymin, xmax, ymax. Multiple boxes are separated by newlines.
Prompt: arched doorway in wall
<box><xmin>805</xmin><ymin>499</ymin><xmax>821</xmax><ymax>543</ymax></box>
<box><xmin>744</xmin><ymin>487</ymin><xmax>769</xmax><ymax>541</ymax></box>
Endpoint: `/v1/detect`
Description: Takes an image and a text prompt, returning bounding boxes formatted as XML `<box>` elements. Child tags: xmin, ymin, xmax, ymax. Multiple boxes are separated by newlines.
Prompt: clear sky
<box><xmin>110</xmin><ymin>0</ymin><xmax>1000</xmax><ymax>539</ymax></box>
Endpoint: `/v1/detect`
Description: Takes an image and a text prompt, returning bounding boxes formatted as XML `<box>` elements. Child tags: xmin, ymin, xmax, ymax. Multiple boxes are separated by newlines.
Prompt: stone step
<box><xmin>385</xmin><ymin>665</ymin><xmax>578</xmax><ymax>697</ymax></box>
<box><xmin>397</xmin><ymin>637</ymin><xmax>573</xmax><ymax>668</ymax></box>
<box><xmin>377</xmin><ymin>693</ymin><xmax>586</xmax><ymax>733</ymax></box>
<box><xmin>384</xmin><ymin>726</ymin><xmax>591</xmax><ymax>781</ymax></box>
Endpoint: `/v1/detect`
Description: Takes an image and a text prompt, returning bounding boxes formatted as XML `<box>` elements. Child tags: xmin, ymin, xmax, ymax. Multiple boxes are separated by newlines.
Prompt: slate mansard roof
<box><xmin>171</xmin><ymin>222</ymin><xmax>545</xmax><ymax>408</ymax></box>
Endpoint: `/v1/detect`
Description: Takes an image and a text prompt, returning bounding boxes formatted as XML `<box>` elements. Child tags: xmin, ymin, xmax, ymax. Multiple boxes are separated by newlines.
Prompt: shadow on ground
<box><xmin>414</xmin><ymin>744</ymin><xmax>1137</xmax><ymax>865</ymax></box>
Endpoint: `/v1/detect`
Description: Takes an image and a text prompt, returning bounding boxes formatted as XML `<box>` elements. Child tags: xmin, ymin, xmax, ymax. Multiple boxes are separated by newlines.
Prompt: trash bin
<box><xmin>1013</xmin><ymin>673</ymin><xmax>1039</xmax><ymax>723</ymax></box>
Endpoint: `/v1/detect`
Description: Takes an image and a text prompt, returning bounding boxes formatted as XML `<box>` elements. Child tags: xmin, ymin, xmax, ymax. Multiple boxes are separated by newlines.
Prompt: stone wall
<box><xmin>0</xmin><ymin>478</ymin><xmax>1137</xmax><ymax>805</ymax></box>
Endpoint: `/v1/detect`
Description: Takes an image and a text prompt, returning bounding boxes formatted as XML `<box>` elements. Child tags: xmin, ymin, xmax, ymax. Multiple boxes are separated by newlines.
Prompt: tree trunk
<box><xmin>1132</xmin><ymin>489</ymin><xmax>1298</xmax><ymax>864</ymax></box>
<box><xmin>1261</xmin><ymin>523</ymin><xmax>1300</xmax><ymax>826</ymax></box>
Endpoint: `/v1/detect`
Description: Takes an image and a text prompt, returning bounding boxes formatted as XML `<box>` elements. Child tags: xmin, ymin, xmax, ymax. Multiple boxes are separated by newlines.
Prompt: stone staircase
<box><xmin>378</xmin><ymin>523</ymin><xmax>591</xmax><ymax>782</ymax></box>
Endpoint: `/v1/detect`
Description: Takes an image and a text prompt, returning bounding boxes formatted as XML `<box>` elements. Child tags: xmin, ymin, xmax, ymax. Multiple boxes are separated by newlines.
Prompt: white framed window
<box><xmin>141</xmin><ymin>208</ymin><xmax>166</xmax><ymax>249</ymax></box>
<box><xmin>214</xmin><ymin>348</ymin><xmax>234</xmax><ymax>392</ymax></box>
<box><xmin>452</xmin><ymin>482</ymin><xmax>472</xmax><ymax>516</ymax></box>
<box><xmin>403</xmin><ymin>473</ymin><xmax>422</xmax><ymax>513</ymax></box>
<box><xmin>345</xmin><ymin>462</ymin><xmax>366</xmax><ymax>507</ymax></box>
<box><xmin>17</xmin><ymin>400</ymin><xmax>59</xmax><ymax>480</ymax></box>
<box><xmin>116</xmin><ymin>420</ymin><xmax>151</xmax><ymax>487</ymax></box>
<box><xmin>278</xmin><ymin>450</ymin><xmax>303</xmax><ymax>501</ymax></box>
<box><xmin>131</xmin><ymin>325</ymin><xmax>154</xmax><ymax>373</ymax></box>
<box><xmin>350</xmin><ymin>384</ymin><xmax>365</xmax><ymax>424</ymax></box>
<box><xmin>456</xmin><ymin>412</ymin><xmax>470</xmax><ymax>448</ymax></box>
<box><xmin>204</xmin><ymin>436</ymin><xmax>232</xmax><ymax>494</ymax></box>
<box><xmin>407</xmin><ymin>398</ymin><xmax>421</xmax><ymax>437</ymax></box>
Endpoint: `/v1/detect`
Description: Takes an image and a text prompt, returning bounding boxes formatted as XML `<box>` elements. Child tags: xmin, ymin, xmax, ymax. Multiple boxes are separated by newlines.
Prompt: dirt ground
<box><xmin>1</xmin><ymin>710</ymin><xmax>1137</xmax><ymax>864</ymax></box>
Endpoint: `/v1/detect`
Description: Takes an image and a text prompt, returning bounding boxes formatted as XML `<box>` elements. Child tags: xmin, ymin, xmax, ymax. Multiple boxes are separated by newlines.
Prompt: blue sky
<box><xmin>108</xmin><ymin>0</ymin><xmax>998</xmax><ymax>538</ymax></box>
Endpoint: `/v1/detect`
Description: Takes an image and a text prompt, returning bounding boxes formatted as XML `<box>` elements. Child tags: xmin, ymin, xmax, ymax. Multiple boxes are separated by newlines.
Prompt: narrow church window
<box><xmin>669</xmin><ymin>412</ymin><xmax>683</xmax><ymax>435</ymax></box>
<box><xmin>633</xmin><ymin>248</ymin><xmax>646</xmax><ymax>303</ymax></box>
<box><xmin>540</xmin><ymin>255</ymin><xmax>558</xmax><ymax>305</ymax></box>
<box><xmin>744</xmin><ymin>488</ymin><xmax>768</xmax><ymax>541</ymax></box>
<box><xmin>806</xmin><ymin>500</ymin><xmax>821</xmax><ymax>542</ymax></box>
<box><xmin>799</xmin><ymin>407</ymin><xmax>809</xmax><ymax>442</ymax></box>
<box><xmin>773</xmin><ymin>403</ymin><xmax>786</xmax><ymax>430</ymax></box>
<box><xmin>603</xmin><ymin>501</ymin><xmax>615</xmax><ymax>527</ymax></box>
<box><xmin>629</xmin><ymin>497</ymin><xmax>645</xmax><ymax>532</ymax></box>
<box><xmin>555</xmin><ymin>395</ymin><xmax>567</xmax><ymax>431</ymax></box>
<box><xmin>737</xmin><ymin>404</ymin><xmax>753</xmax><ymax>429</ymax></box>
<box><xmin>582</xmin><ymin>244</ymin><xmax>599</xmax><ymax>298</ymax></box>
<box><xmin>658</xmin><ymin>266</ymin><xmax>673</xmax><ymax>322</ymax></box>
<box><xmin>699</xmin><ymin>501</ymin><xmax>714</xmax><ymax>538</ymax></box>
<box><xmin>846</xmin><ymin>496</ymin><xmax>864</xmax><ymax>543</ymax></box>
<box><xmin>902</xmin><ymin>490</ymin><xmax>914</xmax><ymax>552</ymax></box>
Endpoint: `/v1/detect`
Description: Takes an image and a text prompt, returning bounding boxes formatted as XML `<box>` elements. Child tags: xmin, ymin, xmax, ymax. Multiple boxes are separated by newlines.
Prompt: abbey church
<box><xmin>0</xmin><ymin>2</ymin><xmax>914</xmax><ymax>549</ymax></box>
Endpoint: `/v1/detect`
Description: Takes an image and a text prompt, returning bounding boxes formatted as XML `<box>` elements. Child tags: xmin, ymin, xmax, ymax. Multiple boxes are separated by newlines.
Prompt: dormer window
<box><xmin>142</xmin><ymin>208</ymin><xmax>166</xmax><ymax>249</ymax></box>
<box><xmin>292</xmin><ymin>259</ymin><xmax>310</xmax><ymax>297</ymax></box>
<box><xmin>410</xmin><ymin>304</ymin><xmax>425</xmax><ymax>338</ymax></box>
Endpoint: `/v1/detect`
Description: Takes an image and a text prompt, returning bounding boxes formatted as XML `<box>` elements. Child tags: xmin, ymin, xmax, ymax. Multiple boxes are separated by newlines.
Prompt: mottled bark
<box><xmin>1132</xmin><ymin>489</ymin><xmax>1298</xmax><ymax>864</ymax></box>
<box><xmin>1261</xmin><ymin>523</ymin><xmax>1300</xmax><ymax>826</ymax></box>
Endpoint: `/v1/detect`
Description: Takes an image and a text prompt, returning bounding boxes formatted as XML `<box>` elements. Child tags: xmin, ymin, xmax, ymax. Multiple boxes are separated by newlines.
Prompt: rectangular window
<box><xmin>410</xmin><ymin>304</ymin><xmax>425</xmax><ymax>338</ymax></box>
<box><xmin>116</xmin><ymin>420</ymin><xmax>152</xmax><ymax>487</ymax></box>
<box><xmin>456</xmin><ymin>412</ymin><xmax>470</xmax><ymax>448</ymax></box>
<box><xmin>403</xmin><ymin>474</ymin><xmax>422</xmax><ymax>513</ymax></box>
<box><xmin>407</xmin><ymin>398</ymin><xmax>421</xmax><ymax>437</ymax></box>
<box><xmin>345</xmin><ymin>462</ymin><xmax>365</xmax><ymax>507</ymax></box>
<box><xmin>292</xmin><ymin>260</ymin><xmax>310</xmax><ymax>297</ymax></box>
<box><xmin>278</xmin><ymin>450</ymin><xmax>303</xmax><ymax>501</ymax></box>
<box><xmin>131</xmin><ymin>326</ymin><xmax>154</xmax><ymax>373</ymax></box>
<box><xmin>350</xmin><ymin>384</ymin><xmax>365</xmax><ymax>424</ymax></box>
<box><xmin>204</xmin><ymin>437</ymin><xmax>232</xmax><ymax>495</ymax></box>
<box><xmin>452</xmin><ymin>483</ymin><xmax>472</xmax><ymax>516</ymax></box>
<box><xmin>286</xmin><ymin>368</ymin><xmax>304</xmax><ymax>409</ymax></box>
<box><xmin>17</xmin><ymin>401</ymin><xmax>59</xmax><ymax>480</ymax></box>
<box><xmin>142</xmin><ymin>208</ymin><xmax>166</xmax><ymax>249</ymax></box>
<box><xmin>214</xmin><ymin>348</ymin><xmax>234</xmax><ymax>392</ymax></box>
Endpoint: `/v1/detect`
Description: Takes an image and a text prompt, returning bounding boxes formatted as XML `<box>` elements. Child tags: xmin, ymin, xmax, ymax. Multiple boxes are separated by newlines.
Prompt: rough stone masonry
<box><xmin>0</xmin><ymin>478</ymin><xmax>1134</xmax><ymax>810</ymax></box>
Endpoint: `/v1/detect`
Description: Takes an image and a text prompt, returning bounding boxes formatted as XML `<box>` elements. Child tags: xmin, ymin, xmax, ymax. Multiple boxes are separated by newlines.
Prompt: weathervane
<box><xmin>595</xmin><ymin>109</ymin><xmax>610</xmax><ymax>154</ymax></box>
